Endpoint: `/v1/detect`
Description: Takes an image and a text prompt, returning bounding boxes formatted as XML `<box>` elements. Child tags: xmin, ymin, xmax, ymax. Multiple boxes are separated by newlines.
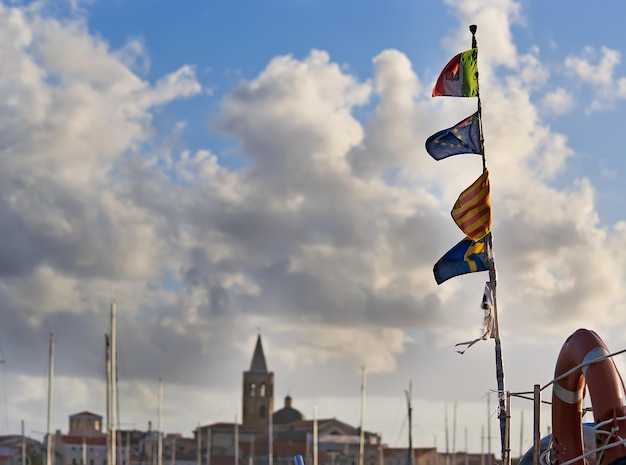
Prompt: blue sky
<box><xmin>79</xmin><ymin>0</ymin><xmax>626</xmax><ymax>223</ymax></box>
<box><xmin>84</xmin><ymin>0</ymin><xmax>453</xmax><ymax>169</ymax></box>
<box><xmin>4</xmin><ymin>0</ymin><xmax>626</xmax><ymax>459</ymax></box>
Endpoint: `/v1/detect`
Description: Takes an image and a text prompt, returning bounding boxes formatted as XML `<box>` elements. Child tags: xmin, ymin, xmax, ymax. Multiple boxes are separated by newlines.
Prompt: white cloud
<box><xmin>565</xmin><ymin>46</ymin><xmax>620</xmax><ymax>87</ymax></box>
<box><xmin>442</xmin><ymin>0</ymin><xmax>522</xmax><ymax>67</ymax></box>
<box><xmin>4</xmin><ymin>0</ymin><xmax>626</xmax><ymax>454</ymax></box>
<box><xmin>541</xmin><ymin>88</ymin><xmax>574</xmax><ymax>115</ymax></box>
<box><xmin>564</xmin><ymin>46</ymin><xmax>626</xmax><ymax>111</ymax></box>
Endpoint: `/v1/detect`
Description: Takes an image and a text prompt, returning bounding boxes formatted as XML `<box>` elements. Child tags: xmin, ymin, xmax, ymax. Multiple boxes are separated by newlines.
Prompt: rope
<box><xmin>537</xmin><ymin>424</ymin><xmax>626</xmax><ymax>465</ymax></box>
<box><xmin>541</xmin><ymin>348</ymin><xmax>626</xmax><ymax>392</ymax></box>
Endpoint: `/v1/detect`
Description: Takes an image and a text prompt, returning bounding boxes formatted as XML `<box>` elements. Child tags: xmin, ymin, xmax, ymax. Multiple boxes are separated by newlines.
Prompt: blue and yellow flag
<box><xmin>425</xmin><ymin>112</ymin><xmax>482</xmax><ymax>161</ymax></box>
<box><xmin>433</xmin><ymin>235</ymin><xmax>490</xmax><ymax>285</ymax></box>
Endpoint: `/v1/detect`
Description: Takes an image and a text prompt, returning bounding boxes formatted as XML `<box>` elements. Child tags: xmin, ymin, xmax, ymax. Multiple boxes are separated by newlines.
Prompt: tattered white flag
<box><xmin>454</xmin><ymin>282</ymin><xmax>495</xmax><ymax>354</ymax></box>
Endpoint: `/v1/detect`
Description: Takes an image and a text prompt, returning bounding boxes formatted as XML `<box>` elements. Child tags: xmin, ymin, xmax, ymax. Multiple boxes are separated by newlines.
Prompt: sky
<box><xmin>4</xmin><ymin>0</ymin><xmax>626</xmax><ymax>458</ymax></box>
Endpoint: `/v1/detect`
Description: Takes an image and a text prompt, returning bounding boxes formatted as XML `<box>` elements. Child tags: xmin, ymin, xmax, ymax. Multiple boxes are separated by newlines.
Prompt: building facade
<box><xmin>52</xmin><ymin>412</ymin><xmax>107</xmax><ymax>465</ymax></box>
<box><xmin>0</xmin><ymin>435</ymin><xmax>45</xmax><ymax>465</ymax></box>
<box><xmin>40</xmin><ymin>335</ymin><xmax>503</xmax><ymax>465</ymax></box>
<box><xmin>195</xmin><ymin>335</ymin><xmax>383</xmax><ymax>465</ymax></box>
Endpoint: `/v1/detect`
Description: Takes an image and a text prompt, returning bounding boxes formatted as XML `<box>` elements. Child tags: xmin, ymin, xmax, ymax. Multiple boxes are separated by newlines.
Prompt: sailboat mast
<box><xmin>158</xmin><ymin>378</ymin><xmax>163</xmax><ymax>465</ymax></box>
<box><xmin>453</xmin><ymin>402</ymin><xmax>457</xmax><ymax>464</ymax></box>
<box><xmin>405</xmin><ymin>382</ymin><xmax>413</xmax><ymax>465</ymax></box>
<box><xmin>464</xmin><ymin>427</ymin><xmax>469</xmax><ymax>465</ymax></box>
<box><xmin>445</xmin><ymin>404</ymin><xmax>449</xmax><ymax>465</ymax></box>
<box><xmin>313</xmin><ymin>404</ymin><xmax>318</xmax><ymax>465</ymax></box>
<box><xmin>111</xmin><ymin>300</ymin><xmax>117</xmax><ymax>465</ymax></box>
<box><xmin>519</xmin><ymin>410</ymin><xmax>524</xmax><ymax>457</ymax></box>
<box><xmin>358</xmin><ymin>367</ymin><xmax>366</xmax><ymax>465</ymax></box>
<box><xmin>46</xmin><ymin>334</ymin><xmax>54</xmax><ymax>465</ymax></box>
<box><xmin>196</xmin><ymin>424</ymin><xmax>202</xmax><ymax>465</ymax></box>
<box><xmin>22</xmin><ymin>420</ymin><xmax>26</xmax><ymax>465</ymax></box>
<box><xmin>267</xmin><ymin>403</ymin><xmax>272</xmax><ymax>465</ymax></box>
<box><xmin>106</xmin><ymin>335</ymin><xmax>111</xmax><ymax>465</ymax></box>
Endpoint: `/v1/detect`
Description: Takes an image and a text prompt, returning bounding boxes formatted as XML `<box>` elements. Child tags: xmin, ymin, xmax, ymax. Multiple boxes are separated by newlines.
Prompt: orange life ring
<box><xmin>552</xmin><ymin>329</ymin><xmax>626</xmax><ymax>465</ymax></box>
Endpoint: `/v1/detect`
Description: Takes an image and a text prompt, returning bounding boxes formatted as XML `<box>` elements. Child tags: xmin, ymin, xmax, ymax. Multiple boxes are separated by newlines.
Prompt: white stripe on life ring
<box><xmin>554</xmin><ymin>382</ymin><xmax>584</xmax><ymax>405</ymax></box>
<box><xmin>582</xmin><ymin>346</ymin><xmax>609</xmax><ymax>377</ymax></box>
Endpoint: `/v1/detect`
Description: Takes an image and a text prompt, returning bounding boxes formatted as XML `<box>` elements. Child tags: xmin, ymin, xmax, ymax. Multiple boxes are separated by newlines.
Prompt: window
<box><xmin>259</xmin><ymin>405</ymin><xmax>266</xmax><ymax>418</ymax></box>
<box><xmin>73</xmin><ymin>459</ymin><xmax>77</xmax><ymax>465</ymax></box>
<box><xmin>259</xmin><ymin>384</ymin><xmax>266</xmax><ymax>397</ymax></box>
<box><xmin>249</xmin><ymin>383</ymin><xmax>256</xmax><ymax>397</ymax></box>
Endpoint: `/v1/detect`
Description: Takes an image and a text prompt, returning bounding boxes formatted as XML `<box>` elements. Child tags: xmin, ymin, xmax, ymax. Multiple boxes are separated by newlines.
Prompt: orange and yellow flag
<box><xmin>451</xmin><ymin>169</ymin><xmax>491</xmax><ymax>241</ymax></box>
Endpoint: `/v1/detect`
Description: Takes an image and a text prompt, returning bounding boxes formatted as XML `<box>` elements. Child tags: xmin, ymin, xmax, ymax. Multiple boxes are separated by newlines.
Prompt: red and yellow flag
<box><xmin>451</xmin><ymin>169</ymin><xmax>491</xmax><ymax>241</ymax></box>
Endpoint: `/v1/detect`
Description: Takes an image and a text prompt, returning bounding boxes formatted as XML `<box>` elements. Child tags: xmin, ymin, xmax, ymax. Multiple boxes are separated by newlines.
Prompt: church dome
<box><xmin>272</xmin><ymin>395</ymin><xmax>304</xmax><ymax>425</ymax></box>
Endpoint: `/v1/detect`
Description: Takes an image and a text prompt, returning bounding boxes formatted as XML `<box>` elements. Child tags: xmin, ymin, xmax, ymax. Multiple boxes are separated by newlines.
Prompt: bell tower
<box><xmin>242</xmin><ymin>334</ymin><xmax>274</xmax><ymax>430</ymax></box>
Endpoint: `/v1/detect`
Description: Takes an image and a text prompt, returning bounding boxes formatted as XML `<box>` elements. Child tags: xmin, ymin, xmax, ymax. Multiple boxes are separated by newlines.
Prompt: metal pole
<box><xmin>453</xmin><ymin>402</ymin><xmax>457</xmax><ymax>465</ymax></box>
<box><xmin>268</xmin><ymin>408</ymin><xmax>272</xmax><ymax>465</ymax></box>
<box><xmin>359</xmin><ymin>367</ymin><xmax>366</xmax><ymax>465</ymax></box>
<box><xmin>158</xmin><ymin>379</ymin><xmax>163</xmax><ymax>465</ymax></box>
<box><xmin>406</xmin><ymin>383</ymin><xmax>413</xmax><ymax>465</ymax></box>
<box><xmin>313</xmin><ymin>404</ymin><xmax>318</xmax><ymax>465</ymax></box>
<box><xmin>464</xmin><ymin>427</ymin><xmax>469</xmax><ymax>465</ymax></box>
<box><xmin>533</xmin><ymin>385</ymin><xmax>541</xmax><ymax>465</ymax></box>
<box><xmin>106</xmin><ymin>335</ymin><xmax>111</xmax><ymax>465</ymax></box>
<box><xmin>197</xmin><ymin>425</ymin><xmax>202</xmax><ymax>465</ymax></box>
<box><xmin>490</xmin><ymin>259</ymin><xmax>507</xmax><ymax>465</ymax></box>
<box><xmin>519</xmin><ymin>410</ymin><xmax>524</xmax><ymax>458</ymax></box>
<box><xmin>470</xmin><ymin>22</ymin><xmax>507</xmax><ymax>464</ymax></box>
<box><xmin>445</xmin><ymin>404</ymin><xmax>450</xmax><ymax>465</ymax></box>
<box><xmin>504</xmin><ymin>393</ymin><xmax>511</xmax><ymax>465</ymax></box>
<box><xmin>22</xmin><ymin>420</ymin><xmax>26</xmax><ymax>465</ymax></box>
<box><xmin>481</xmin><ymin>425</ymin><xmax>484</xmax><ymax>465</ymax></box>
<box><xmin>111</xmin><ymin>300</ymin><xmax>117</xmax><ymax>465</ymax></box>
<box><xmin>46</xmin><ymin>334</ymin><xmax>54</xmax><ymax>465</ymax></box>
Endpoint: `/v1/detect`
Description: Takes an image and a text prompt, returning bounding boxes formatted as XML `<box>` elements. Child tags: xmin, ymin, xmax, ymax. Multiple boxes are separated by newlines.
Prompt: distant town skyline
<box><xmin>3</xmin><ymin>0</ymin><xmax>626</xmax><ymax>459</ymax></box>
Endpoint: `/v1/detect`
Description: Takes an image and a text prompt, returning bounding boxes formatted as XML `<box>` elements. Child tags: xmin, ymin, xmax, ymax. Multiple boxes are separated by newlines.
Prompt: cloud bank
<box><xmin>2</xmin><ymin>0</ymin><xmax>626</xmax><ymax>452</ymax></box>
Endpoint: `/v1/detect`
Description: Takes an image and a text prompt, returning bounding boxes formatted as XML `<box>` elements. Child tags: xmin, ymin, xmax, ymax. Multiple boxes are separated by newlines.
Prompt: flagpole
<box><xmin>470</xmin><ymin>24</ymin><xmax>508</xmax><ymax>465</ymax></box>
<box><xmin>470</xmin><ymin>25</ymin><xmax>487</xmax><ymax>174</ymax></box>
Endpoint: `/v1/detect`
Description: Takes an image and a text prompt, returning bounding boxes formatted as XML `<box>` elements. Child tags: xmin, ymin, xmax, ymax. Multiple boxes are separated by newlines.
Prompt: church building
<box><xmin>242</xmin><ymin>335</ymin><xmax>274</xmax><ymax>430</ymax></box>
<box><xmin>194</xmin><ymin>334</ymin><xmax>383</xmax><ymax>465</ymax></box>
